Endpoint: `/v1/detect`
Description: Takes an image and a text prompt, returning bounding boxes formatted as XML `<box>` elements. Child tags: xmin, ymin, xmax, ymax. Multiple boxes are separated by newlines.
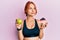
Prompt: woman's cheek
<box><xmin>28</xmin><ymin>9</ymin><xmax>32</xmax><ymax>13</ymax></box>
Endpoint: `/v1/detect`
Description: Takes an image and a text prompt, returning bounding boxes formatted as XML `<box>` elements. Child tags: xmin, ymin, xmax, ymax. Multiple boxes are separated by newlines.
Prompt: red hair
<box><xmin>24</xmin><ymin>1</ymin><xmax>37</xmax><ymax>16</ymax></box>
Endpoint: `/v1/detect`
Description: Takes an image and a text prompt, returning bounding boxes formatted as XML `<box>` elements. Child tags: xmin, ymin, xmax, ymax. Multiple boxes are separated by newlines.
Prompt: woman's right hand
<box><xmin>15</xmin><ymin>19</ymin><xmax>23</xmax><ymax>29</ymax></box>
<box><xmin>16</xmin><ymin>23</ymin><xmax>22</xmax><ymax>29</ymax></box>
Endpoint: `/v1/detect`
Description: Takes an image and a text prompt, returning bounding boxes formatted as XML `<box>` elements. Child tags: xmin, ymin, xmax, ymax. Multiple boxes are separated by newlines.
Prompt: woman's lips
<box><xmin>31</xmin><ymin>12</ymin><xmax>35</xmax><ymax>14</ymax></box>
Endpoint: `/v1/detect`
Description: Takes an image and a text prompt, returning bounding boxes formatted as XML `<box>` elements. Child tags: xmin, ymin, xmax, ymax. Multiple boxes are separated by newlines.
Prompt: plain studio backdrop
<box><xmin>0</xmin><ymin>0</ymin><xmax>60</xmax><ymax>40</ymax></box>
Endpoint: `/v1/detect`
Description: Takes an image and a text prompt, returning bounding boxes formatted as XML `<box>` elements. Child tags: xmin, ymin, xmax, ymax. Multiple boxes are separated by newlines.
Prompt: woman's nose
<box><xmin>32</xmin><ymin>9</ymin><xmax>34</xmax><ymax>12</ymax></box>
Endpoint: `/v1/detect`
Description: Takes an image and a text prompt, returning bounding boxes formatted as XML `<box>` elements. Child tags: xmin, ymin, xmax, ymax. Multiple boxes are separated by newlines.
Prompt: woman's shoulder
<box><xmin>21</xmin><ymin>19</ymin><xmax>25</xmax><ymax>28</ymax></box>
<box><xmin>35</xmin><ymin>19</ymin><xmax>41</xmax><ymax>23</ymax></box>
<box><xmin>21</xmin><ymin>19</ymin><xmax>26</xmax><ymax>28</ymax></box>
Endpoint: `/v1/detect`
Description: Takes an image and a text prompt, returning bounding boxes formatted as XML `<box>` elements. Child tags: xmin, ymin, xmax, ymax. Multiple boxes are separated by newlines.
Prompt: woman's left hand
<box><xmin>40</xmin><ymin>20</ymin><xmax>48</xmax><ymax>29</ymax></box>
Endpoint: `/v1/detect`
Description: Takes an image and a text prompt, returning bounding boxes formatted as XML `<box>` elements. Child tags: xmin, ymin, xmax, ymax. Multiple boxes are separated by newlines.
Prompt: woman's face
<box><xmin>26</xmin><ymin>3</ymin><xmax>37</xmax><ymax>16</ymax></box>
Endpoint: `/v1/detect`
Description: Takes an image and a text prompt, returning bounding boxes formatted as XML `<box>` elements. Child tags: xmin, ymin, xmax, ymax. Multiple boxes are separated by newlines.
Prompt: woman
<box><xmin>16</xmin><ymin>1</ymin><xmax>48</xmax><ymax>40</ymax></box>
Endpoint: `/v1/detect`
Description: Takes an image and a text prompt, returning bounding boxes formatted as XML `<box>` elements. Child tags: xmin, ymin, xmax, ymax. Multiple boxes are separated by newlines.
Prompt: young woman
<box><xmin>16</xmin><ymin>1</ymin><xmax>48</xmax><ymax>40</ymax></box>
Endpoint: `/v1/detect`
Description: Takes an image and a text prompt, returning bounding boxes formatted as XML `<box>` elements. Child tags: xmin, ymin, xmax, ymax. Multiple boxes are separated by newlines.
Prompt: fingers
<box><xmin>40</xmin><ymin>22</ymin><xmax>48</xmax><ymax>29</ymax></box>
<box><xmin>45</xmin><ymin>22</ymin><xmax>48</xmax><ymax>27</ymax></box>
<box><xmin>16</xmin><ymin>24</ymin><xmax>22</xmax><ymax>28</ymax></box>
<box><xmin>40</xmin><ymin>23</ymin><xmax>44</xmax><ymax>29</ymax></box>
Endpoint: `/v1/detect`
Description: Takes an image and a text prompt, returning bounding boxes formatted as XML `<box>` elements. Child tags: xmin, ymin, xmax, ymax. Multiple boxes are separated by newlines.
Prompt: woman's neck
<box><xmin>26</xmin><ymin>16</ymin><xmax>35</xmax><ymax>22</ymax></box>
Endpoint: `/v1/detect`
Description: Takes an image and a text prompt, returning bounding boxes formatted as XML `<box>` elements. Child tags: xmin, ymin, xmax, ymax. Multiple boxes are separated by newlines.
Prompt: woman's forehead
<box><xmin>28</xmin><ymin>3</ymin><xmax>35</xmax><ymax>8</ymax></box>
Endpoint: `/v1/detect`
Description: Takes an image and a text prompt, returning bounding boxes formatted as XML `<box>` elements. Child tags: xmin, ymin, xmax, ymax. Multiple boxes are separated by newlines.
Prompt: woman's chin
<box><xmin>31</xmin><ymin>14</ymin><xmax>36</xmax><ymax>16</ymax></box>
<box><xmin>31</xmin><ymin>14</ymin><xmax>35</xmax><ymax>17</ymax></box>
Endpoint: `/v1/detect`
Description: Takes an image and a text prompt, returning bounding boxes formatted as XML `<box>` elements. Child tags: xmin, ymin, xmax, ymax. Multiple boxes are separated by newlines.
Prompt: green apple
<box><xmin>16</xmin><ymin>18</ymin><xmax>22</xmax><ymax>24</ymax></box>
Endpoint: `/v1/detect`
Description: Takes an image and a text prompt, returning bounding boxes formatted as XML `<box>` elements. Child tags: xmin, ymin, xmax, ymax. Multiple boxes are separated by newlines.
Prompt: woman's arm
<box><xmin>39</xmin><ymin>28</ymin><xmax>44</xmax><ymax>39</ymax></box>
<box><xmin>18</xmin><ymin>29</ymin><xmax>24</xmax><ymax>40</ymax></box>
<box><xmin>16</xmin><ymin>20</ymin><xmax>24</xmax><ymax>40</ymax></box>
<box><xmin>37</xmin><ymin>19</ymin><xmax>48</xmax><ymax>39</ymax></box>
<box><xmin>37</xmin><ymin>20</ymin><xmax>44</xmax><ymax>39</ymax></box>
<box><xmin>39</xmin><ymin>20</ymin><xmax>48</xmax><ymax>39</ymax></box>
